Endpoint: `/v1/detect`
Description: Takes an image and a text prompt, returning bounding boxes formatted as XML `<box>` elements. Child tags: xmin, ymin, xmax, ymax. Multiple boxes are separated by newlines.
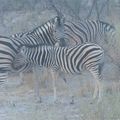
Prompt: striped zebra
<box><xmin>0</xmin><ymin>16</ymin><xmax>65</xmax><ymax>81</ymax></box>
<box><xmin>15</xmin><ymin>43</ymin><xmax>104</xmax><ymax>103</ymax></box>
<box><xmin>63</xmin><ymin>20</ymin><xmax>115</xmax><ymax>47</ymax></box>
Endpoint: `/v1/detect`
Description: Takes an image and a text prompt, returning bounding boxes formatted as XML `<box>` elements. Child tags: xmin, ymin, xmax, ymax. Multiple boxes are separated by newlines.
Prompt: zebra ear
<box><xmin>20</xmin><ymin>46</ymin><xmax>26</xmax><ymax>54</ymax></box>
<box><xmin>54</xmin><ymin>16</ymin><xmax>65</xmax><ymax>27</ymax></box>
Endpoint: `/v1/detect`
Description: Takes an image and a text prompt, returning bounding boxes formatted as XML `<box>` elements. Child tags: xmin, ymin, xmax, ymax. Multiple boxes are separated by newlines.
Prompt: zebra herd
<box><xmin>0</xmin><ymin>15</ymin><xmax>116</xmax><ymax>103</ymax></box>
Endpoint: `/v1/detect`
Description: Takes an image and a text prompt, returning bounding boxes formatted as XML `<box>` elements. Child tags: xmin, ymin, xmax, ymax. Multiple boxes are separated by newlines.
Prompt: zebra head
<box><xmin>52</xmin><ymin>16</ymin><xmax>66</xmax><ymax>46</ymax></box>
<box><xmin>99</xmin><ymin>21</ymin><xmax>116</xmax><ymax>44</ymax></box>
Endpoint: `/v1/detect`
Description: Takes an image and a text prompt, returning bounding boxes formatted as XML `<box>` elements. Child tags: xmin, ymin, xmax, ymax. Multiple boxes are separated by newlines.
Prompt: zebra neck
<box><xmin>30</xmin><ymin>46</ymin><xmax>55</xmax><ymax>67</ymax></box>
<box><xmin>27</xmin><ymin>24</ymin><xmax>56</xmax><ymax>45</ymax></box>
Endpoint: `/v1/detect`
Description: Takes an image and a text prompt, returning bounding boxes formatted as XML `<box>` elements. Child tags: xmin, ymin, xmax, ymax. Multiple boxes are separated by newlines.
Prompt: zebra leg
<box><xmin>51</xmin><ymin>69</ymin><xmax>58</xmax><ymax>102</ymax></box>
<box><xmin>57</xmin><ymin>72</ymin><xmax>75</xmax><ymax>104</ymax></box>
<box><xmin>94</xmin><ymin>74</ymin><xmax>103</xmax><ymax>103</ymax></box>
<box><xmin>42</xmin><ymin>68</ymin><xmax>50</xmax><ymax>88</ymax></box>
<box><xmin>96</xmin><ymin>72</ymin><xmax>103</xmax><ymax>103</ymax></box>
<box><xmin>58</xmin><ymin>71</ymin><xmax>67</xmax><ymax>83</ymax></box>
<box><xmin>51</xmin><ymin>71</ymin><xmax>74</xmax><ymax>104</ymax></box>
<box><xmin>33</xmin><ymin>66</ymin><xmax>42</xmax><ymax>103</ymax></box>
<box><xmin>89</xmin><ymin>66</ymin><xmax>103</xmax><ymax>103</ymax></box>
<box><xmin>93</xmin><ymin>81</ymin><xmax>98</xmax><ymax>99</ymax></box>
<box><xmin>18</xmin><ymin>72</ymin><xmax>24</xmax><ymax>85</ymax></box>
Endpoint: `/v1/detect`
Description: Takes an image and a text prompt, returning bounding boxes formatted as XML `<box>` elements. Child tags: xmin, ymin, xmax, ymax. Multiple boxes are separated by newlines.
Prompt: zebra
<box><xmin>63</xmin><ymin>19</ymin><xmax>115</xmax><ymax>47</ymax></box>
<box><xmin>15</xmin><ymin>43</ymin><xmax>104</xmax><ymax>103</ymax></box>
<box><xmin>0</xmin><ymin>15</ymin><xmax>65</xmax><ymax>81</ymax></box>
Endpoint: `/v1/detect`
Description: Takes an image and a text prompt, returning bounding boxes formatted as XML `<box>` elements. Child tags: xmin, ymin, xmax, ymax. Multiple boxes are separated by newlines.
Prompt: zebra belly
<box><xmin>59</xmin><ymin>64</ymin><xmax>81</xmax><ymax>74</ymax></box>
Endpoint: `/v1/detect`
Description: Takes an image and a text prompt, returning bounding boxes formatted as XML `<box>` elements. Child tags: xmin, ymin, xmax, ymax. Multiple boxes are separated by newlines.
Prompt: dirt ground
<box><xmin>0</xmin><ymin>64</ymin><xmax>120</xmax><ymax>120</ymax></box>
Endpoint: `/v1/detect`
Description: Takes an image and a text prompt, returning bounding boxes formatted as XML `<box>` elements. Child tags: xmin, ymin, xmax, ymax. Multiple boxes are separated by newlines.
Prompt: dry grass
<box><xmin>0</xmin><ymin>72</ymin><xmax>120</xmax><ymax>120</ymax></box>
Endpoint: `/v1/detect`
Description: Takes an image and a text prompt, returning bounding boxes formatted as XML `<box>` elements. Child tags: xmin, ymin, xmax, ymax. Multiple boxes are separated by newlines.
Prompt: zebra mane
<box><xmin>19</xmin><ymin>44</ymin><xmax>52</xmax><ymax>50</ymax></box>
<box><xmin>66</xmin><ymin>19</ymin><xmax>115</xmax><ymax>30</ymax></box>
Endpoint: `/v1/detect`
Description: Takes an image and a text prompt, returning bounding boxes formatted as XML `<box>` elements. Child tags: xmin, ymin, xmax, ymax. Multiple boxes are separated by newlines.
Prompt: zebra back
<box><xmin>16</xmin><ymin>43</ymin><xmax>104</xmax><ymax>75</ymax></box>
<box><xmin>64</xmin><ymin>19</ymin><xmax>115</xmax><ymax>46</ymax></box>
<box><xmin>10</xmin><ymin>16</ymin><xmax>65</xmax><ymax>46</ymax></box>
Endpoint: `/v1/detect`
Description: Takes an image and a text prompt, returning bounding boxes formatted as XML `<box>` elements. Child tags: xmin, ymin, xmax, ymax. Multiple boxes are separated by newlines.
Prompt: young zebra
<box><xmin>15</xmin><ymin>43</ymin><xmax>104</xmax><ymax>103</ymax></box>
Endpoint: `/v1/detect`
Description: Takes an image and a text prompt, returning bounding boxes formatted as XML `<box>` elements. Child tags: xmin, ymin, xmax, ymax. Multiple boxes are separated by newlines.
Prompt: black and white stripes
<box><xmin>0</xmin><ymin>16</ymin><xmax>64</xmax><ymax>80</ymax></box>
<box><xmin>17</xmin><ymin>43</ymin><xmax>104</xmax><ymax>102</ymax></box>
<box><xmin>64</xmin><ymin>20</ymin><xmax>115</xmax><ymax>46</ymax></box>
<box><xmin>10</xmin><ymin>16</ymin><xmax>64</xmax><ymax>46</ymax></box>
<box><xmin>0</xmin><ymin>16</ymin><xmax>115</xmax><ymax>103</ymax></box>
